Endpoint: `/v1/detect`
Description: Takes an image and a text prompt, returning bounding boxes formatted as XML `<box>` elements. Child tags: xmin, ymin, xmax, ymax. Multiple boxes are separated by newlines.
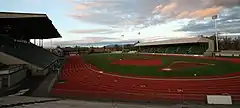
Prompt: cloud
<box><xmin>59</xmin><ymin>40</ymin><xmax>137</xmax><ymax>47</ymax></box>
<box><xmin>67</xmin><ymin>0</ymin><xmax>240</xmax><ymax>37</ymax></box>
<box><xmin>188</xmin><ymin>7</ymin><xmax>223</xmax><ymax>18</ymax></box>
<box><xmin>95</xmin><ymin>30</ymin><xmax>120</xmax><ymax>34</ymax></box>
<box><xmin>173</xmin><ymin>7</ymin><xmax>223</xmax><ymax>19</ymax></box>
<box><xmin>52</xmin><ymin>36</ymin><xmax>132</xmax><ymax>46</ymax></box>
<box><xmin>68</xmin><ymin>0</ymin><xmax>169</xmax><ymax>32</ymax></box>
<box><xmin>174</xmin><ymin>7</ymin><xmax>223</xmax><ymax>19</ymax></box>
<box><xmin>73</xmin><ymin>2</ymin><xmax>102</xmax><ymax>10</ymax></box>
<box><xmin>208</xmin><ymin>0</ymin><xmax>240</xmax><ymax>7</ymax></box>
<box><xmin>176</xmin><ymin>7</ymin><xmax>240</xmax><ymax>35</ymax></box>
<box><xmin>69</xmin><ymin>29</ymin><xmax>113</xmax><ymax>34</ymax></box>
<box><xmin>68</xmin><ymin>13</ymin><xmax>92</xmax><ymax>19</ymax></box>
<box><xmin>160</xmin><ymin>2</ymin><xmax>177</xmax><ymax>14</ymax></box>
<box><xmin>153</xmin><ymin>0</ymin><xmax>240</xmax><ymax>19</ymax></box>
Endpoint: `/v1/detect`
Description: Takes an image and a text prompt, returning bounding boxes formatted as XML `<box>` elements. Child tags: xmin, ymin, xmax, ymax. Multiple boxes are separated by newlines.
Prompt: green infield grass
<box><xmin>82</xmin><ymin>54</ymin><xmax>240</xmax><ymax>77</ymax></box>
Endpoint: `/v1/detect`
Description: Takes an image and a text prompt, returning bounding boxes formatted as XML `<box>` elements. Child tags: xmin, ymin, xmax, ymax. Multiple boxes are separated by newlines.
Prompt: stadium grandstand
<box><xmin>135</xmin><ymin>36</ymin><xmax>215</xmax><ymax>56</ymax></box>
<box><xmin>0</xmin><ymin>12</ymin><xmax>62</xmax><ymax>96</ymax></box>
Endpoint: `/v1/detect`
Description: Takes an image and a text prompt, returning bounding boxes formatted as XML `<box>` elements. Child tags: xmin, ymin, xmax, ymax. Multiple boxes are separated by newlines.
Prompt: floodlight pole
<box><xmin>214</xmin><ymin>17</ymin><xmax>219</xmax><ymax>52</ymax></box>
<box><xmin>122</xmin><ymin>44</ymin><xmax>124</xmax><ymax>53</ymax></box>
<box><xmin>41</xmin><ymin>39</ymin><xmax>43</xmax><ymax>47</ymax></box>
<box><xmin>51</xmin><ymin>39</ymin><xmax>53</xmax><ymax>52</ymax></box>
<box><xmin>121</xmin><ymin>35</ymin><xmax>124</xmax><ymax>53</ymax></box>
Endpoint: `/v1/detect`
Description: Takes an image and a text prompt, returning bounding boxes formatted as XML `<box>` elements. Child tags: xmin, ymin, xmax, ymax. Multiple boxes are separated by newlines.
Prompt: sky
<box><xmin>1</xmin><ymin>0</ymin><xmax>240</xmax><ymax>47</ymax></box>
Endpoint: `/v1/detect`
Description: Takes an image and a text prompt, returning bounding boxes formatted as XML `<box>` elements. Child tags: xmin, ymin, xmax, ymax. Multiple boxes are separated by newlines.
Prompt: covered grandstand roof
<box><xmin>0</xmin><ymin>12</ymin><xmax>61</xmax><ymax>39</ymax></box>
<box><xmin>135</xmin><ymin>37</ymin><xmax>211</xmax><ymax>46</ymax></box>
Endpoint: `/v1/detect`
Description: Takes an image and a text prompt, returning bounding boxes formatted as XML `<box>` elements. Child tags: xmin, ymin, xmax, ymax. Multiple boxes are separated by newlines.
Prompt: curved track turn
<box><xmin>51</xmin><ymin>56</ymin><xmax>240</xmax><ymax>102</ymax></box>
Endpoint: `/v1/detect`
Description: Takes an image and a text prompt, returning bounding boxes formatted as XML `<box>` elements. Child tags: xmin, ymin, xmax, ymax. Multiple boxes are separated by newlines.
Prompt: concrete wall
<box><xmin>0</xmin><ymin>52</ymin><xmax>42</xmax><ymax>76</ymax></box>
<box><xmin>9</xmin><ymin>68</ymin><xmax>27</xmax><ymax>87</ymax></box>
<box><xmin>206</xmin><ymin>40</ymin><xmax>215</xmax><ymax>52</ymax></box>
<box><xmin>204</xmin><ymin>40</ymin><xmax>215</xmax><ymax>57</ymax></box>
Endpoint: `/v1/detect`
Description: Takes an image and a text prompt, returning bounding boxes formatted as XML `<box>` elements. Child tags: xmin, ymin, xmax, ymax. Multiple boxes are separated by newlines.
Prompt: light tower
<box><xmin>212</xmin><ymin>14</ymin><xmax>219</xmax><ymax>52</ymax></box>
<box><xmin>121</xmin><ymin>34</ymin><xmax>124</xmax><ymax>53</ymax></box>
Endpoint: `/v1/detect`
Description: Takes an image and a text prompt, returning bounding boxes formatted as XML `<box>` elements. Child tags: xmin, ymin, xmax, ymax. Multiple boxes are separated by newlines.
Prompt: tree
<box><xmin>114</xmin><ymin>44</ymin><xmax>120</xmax><ymax>51</ymax></box>
<box><xmin>232</xmin><ymin>37</ymin><xmax>240</xmax><ymax>50</ymax></box>
<box><xmin>134</xmin><ymin>41</ymin><xmax>140</xmax><ymax>45</ymax></box>
<box><xmin>103</xmin><ymin>46</ymin><xmax>106</xmax><ymax>52</ymax></box>
<box><xmin>207</xmin><ymin>34</ymin><xmax>216</xmax><ymax>40</ymax></box>
<box><xmin>56</xmin><ymin>45</ymin><xmax>61</xmax><ymax>49</ymax></box>
<box><xmin>236</xmin><ymin>37</ymin><xmax>240</xmax><ymax>50</ymax></box>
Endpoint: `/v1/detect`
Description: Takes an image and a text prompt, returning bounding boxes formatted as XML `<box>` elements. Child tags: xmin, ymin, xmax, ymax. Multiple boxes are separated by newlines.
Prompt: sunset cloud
<box><xmin>176</xmin><ymin>11</ymin><xmax>189</xmax><ymax>18</ymax></box>
<box><xmin>153</xmin><ymin>0</ymin><xmax>239</xmax><ymax>19</ymax></box>
<box><xmin>73</xmin><ymin>2</ymin><xmax>102</xmax><ymax>10</ymax></box>
<box><xmin>175</xmin><ymin>7</ymin><xmax>223</xmax><ymax>19</ymax></box>
<box><xmin>188</xmin><ymin>7</ymin><xmax>223</xmax><ymax>18</ymax></box>
<box><xmin>160</xmin><ymin>2</ymin><xmax>177</xmax><ymax>14</ymax></box>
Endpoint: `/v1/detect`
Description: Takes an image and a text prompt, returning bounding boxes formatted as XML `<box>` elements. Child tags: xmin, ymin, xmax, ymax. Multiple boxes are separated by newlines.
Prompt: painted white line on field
<box><xmin>85</xmin><ymin>64</ymin><xmax>240</xmax><ymax>81</ymax></box>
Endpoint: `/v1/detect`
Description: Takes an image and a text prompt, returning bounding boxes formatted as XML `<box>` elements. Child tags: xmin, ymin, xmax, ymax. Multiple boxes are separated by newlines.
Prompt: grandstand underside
<box><xmin>0</xmin><ymin>12</ymin><xmax>62</xmax><ymax>97</ymax></box>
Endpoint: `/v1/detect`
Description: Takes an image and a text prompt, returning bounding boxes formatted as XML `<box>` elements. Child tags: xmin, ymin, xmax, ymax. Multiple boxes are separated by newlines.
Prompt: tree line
<box><xmin>204</xmin><ymin>35</ymin><xmax>240</xmax><ymax>51</ymax></box>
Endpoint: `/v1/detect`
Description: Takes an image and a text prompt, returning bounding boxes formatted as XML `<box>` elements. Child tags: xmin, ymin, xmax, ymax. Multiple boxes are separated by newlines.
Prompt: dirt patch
<box><xmin>159</xmin><ymin>61</ymin><xmax>214</xmax><ymax>71</ymax></box>
<box><xmin>112</xmin><ymin>59</ymin><xmax>162</xmax><ymax>66</ymax></box>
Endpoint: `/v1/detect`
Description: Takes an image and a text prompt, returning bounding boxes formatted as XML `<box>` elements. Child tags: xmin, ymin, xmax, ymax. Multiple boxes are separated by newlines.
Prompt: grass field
<box><xmin>82</xmin><ymin>54</ymin><xmax>240</xmax><ymax>77</ymax></box>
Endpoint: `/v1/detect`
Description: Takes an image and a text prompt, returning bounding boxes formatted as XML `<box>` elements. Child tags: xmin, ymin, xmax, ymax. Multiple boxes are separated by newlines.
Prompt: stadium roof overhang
<box><xmin>0</xmin><ymin>12</ymin><xmax>62</xmax><ymax>39</ymax></box>
<box><xmin>135</xmin><ymin>37</ymin><xmax>211</xmax><ymax>47</ymax></box>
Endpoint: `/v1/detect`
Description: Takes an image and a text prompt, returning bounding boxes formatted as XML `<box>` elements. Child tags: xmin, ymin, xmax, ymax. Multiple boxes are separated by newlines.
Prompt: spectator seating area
<box><xmin>0</xmin><ymin>35</ymin><xmax>57</xmax><ymax>69</ymax></box>
<box><xmin>140</xmin><ymin>44</ymin><xmax>207</xmax><ymax>55</ymax></box>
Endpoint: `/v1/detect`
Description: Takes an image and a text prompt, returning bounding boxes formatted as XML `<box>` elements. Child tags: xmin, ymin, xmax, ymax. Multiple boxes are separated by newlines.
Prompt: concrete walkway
<box><xmin>31</xmin><ymin>71</ymin><xmax>59</xmax><ymax>97</ymax></box>
<box><xmin>0</xmin><ymin>96</ymin><xmax>239</xmax><ymax>108</ymax></box>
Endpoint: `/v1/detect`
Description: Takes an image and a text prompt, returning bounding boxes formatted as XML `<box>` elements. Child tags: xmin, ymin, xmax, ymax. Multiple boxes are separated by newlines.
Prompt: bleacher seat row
<box><xmin>0</xmin><ymin>35</ymin><xmax>58</xmax><ymax>70</ymax></box>
<box><xmin>139</xmin><ymin>44</ymin><xmax>207</xmax><ymax>55</ymax></box>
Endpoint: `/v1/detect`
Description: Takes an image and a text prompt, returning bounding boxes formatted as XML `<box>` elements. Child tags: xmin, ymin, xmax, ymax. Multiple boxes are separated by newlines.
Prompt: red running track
<box><xmin>51</xmin><ymin>56</ymin><xmax>240</xmax><ymax>102</ymax></box>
